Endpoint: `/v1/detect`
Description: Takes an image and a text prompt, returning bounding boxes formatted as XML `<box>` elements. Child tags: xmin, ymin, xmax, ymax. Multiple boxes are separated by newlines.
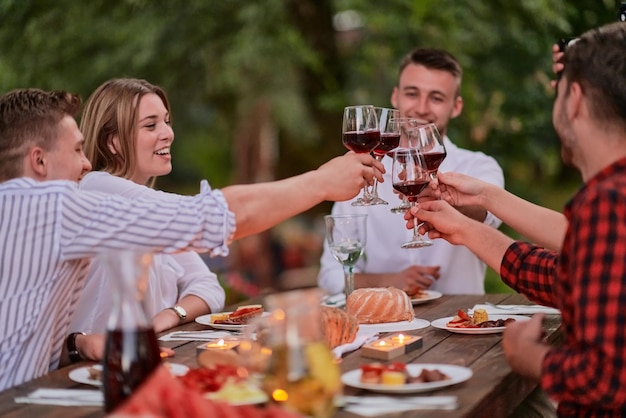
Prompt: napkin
<box><xmin>15</xmin><ymin>388</ymin><xmax>103</xmax><ymax>407</ymax></box>
<box><xmin>332</xmin><ymin>329</ymin><xmax>379</xmax><ymax>358</ymax></box>
<box><xmin>472</xmin><ymin>304</ymin><xmax>560</xmax><ymax>316</ymax></box>
<box><xmin>158</xmin><ymin>330</ymin><xmax>233</xmax><ymax>341</ymax></box>
<box><xmin>342</xmin><ymin>395</ymin><xmax>458</xmax><ymax>416</ymax></box>
<box><xmin>321</xmin><ymin>293</ymin><xmax>346</xmax><ymax>308</ymax></box>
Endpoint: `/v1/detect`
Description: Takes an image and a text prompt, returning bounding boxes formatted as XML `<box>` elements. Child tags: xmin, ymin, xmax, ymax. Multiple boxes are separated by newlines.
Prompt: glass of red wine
<box><xmin>414</xmin><ymin>123</ymin><xmax>446</xmax><ymax>181</ymax></box>
<box><xmin>342</xmin><ymin>105</ymin><xmax>380</xmax><ymax>206</ymax></box>
<box><xmin>391</xmin><ymin>147</ymin><xmax>433</xmax><ymax>248</ymax></box>
<box><xmin>368</xmin><ymin>107</ymin><xmax>401</xmax><ymax>205</ymax></box>
<box><xmin>389</xmin><ymin>118</ymin><xmax>424</xmax><ymax>213</ymax></box>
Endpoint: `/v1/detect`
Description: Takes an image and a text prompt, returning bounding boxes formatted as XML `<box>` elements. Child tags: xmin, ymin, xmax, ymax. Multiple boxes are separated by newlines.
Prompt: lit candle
<box><xmin>204</xmin><ymin>339</ymin><xmax>239</xmax><ymax>350</ymax></box>
<box><xmin>391</xmin><ymin>334</ymin><xmax>407</xmax><ymax>344</ymax></box>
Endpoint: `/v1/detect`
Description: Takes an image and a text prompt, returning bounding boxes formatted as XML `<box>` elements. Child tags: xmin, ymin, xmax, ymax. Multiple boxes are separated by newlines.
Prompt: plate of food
<box><xmin>195</xmin><ymin>305</ymin><xmax>267</xmax><ymax>330</ymax></box>
<box><xmin>178</xmin><ymin>364</ymin><xmax>268</xmax><ymax>406</ymax></box>
<box><xmin>358</xmin><ymin>317</ymin><xmax>430</xmax><ymax>333</ymax></box>
<box><xmin>430</xmin><ymin>309</ymin><xmax>530</xmax><ymax>334</ymax></box>
<box><xmin>342</xmin><ymin>362</ymin><xmax>473</xmax><ymax>394</ymax></box>
<box><xmin>408</xmin><ymin>289</ymin><xmax>442</xmax><ymax>305</ymax></box>
<box><xmin>69</xmin><ymin>363</ymin><xmax>189</xmax><ymax>387</ymax></box>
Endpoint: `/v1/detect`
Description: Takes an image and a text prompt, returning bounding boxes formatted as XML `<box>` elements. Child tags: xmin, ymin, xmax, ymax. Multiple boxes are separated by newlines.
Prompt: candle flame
<box><xmin>272</xmin><ymin>389</ymin><xmax>288</xmax><ymax>402</ymax></box>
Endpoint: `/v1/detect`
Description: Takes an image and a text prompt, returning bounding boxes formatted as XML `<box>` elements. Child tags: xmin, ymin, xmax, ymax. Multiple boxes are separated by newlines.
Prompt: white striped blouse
<box><xmin>0</xmin><ymin>178</ymin><xmax>235</xmax><ymax>390</ymax></box>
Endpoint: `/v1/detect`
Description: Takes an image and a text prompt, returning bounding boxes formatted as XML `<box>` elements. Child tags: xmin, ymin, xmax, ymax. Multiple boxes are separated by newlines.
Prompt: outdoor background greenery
<box><xmin>0</xmin><ymin>0</ymin><xmax>618</xmax><ymax>295</ymax></box>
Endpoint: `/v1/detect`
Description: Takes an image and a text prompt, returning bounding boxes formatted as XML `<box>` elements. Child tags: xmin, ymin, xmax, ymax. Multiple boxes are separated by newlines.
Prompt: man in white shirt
<box><xmin>0</xmin><ymin>88</ymin><xmax>383</xmax><ymax>390</ymax></box>
<box><xmin>318</xmin><ymin>48</ymin><xmax>504</xmax><ymax>295</ymax></box>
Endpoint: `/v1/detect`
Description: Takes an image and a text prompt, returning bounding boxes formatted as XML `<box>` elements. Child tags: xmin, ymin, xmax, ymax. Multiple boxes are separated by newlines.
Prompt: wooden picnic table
<box><xmin>0</xmin><ymin>292</ymin><xmax>561</xmax><ymax>418</ymax></box>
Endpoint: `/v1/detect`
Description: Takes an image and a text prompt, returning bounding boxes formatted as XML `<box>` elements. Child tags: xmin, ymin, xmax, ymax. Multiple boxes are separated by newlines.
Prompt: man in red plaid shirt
<box><xmin>412</xmin><ymin>21</ymin><xmax>626</xmax><ymax>417</ymax></box>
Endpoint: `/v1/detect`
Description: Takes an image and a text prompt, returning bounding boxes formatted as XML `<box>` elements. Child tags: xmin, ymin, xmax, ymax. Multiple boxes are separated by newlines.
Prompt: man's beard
<box><xmin>554</xmin><ymin>102</ymin><xmax>575</xmax><ymax>167</ymax></box>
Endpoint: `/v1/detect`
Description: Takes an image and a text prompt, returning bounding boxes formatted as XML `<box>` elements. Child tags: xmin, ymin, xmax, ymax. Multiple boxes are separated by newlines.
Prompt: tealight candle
<box><xmin>204</xmin><ymin>339</ymin><xmax>239</xmax><ymax>350</ymax></box>
<box><xmin>361</xmin><ymin>333</ymin><xmax>423</xmax><ymax>360</ymax></box>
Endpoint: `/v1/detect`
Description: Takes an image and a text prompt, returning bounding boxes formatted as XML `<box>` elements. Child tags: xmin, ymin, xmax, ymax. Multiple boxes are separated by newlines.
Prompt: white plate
<box><xmin>195</xmin><ymin>312</ymin><xmax>270</xmax><ymax>331</ymax></box>
<box><xmin>342</xmin><ymin>363</ymin><xmax>473</xmax><ymax>394</ymax></box>
<box><xmin>411</xmin><ymin>290</ymin><xmax>442</xmax><ymax>305</ymax></box>
<box><xmin>69</xmin><ymin>363</ymin><xmax>189</xmax><ymax>387</ymax></box>
<box><xmin>430</xmin><ymin>314</ymin><xmax>531</xmax><ymax>334</ymax></box>
<box><xmin>358</xmin><ymin>317</ymin><xmax>430</xmax><ymax>333</ymax></box>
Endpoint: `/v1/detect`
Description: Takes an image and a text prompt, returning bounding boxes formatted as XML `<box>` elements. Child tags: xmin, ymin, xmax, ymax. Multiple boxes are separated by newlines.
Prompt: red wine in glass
<box><xmin>392</xmin><ymin>180</ymin><xmax>429</xmax><ymax>202</ymax></box>
<box><xmin>342</xmin><ymin>130</ymin><xmax>381</xmax><ymax>153</ymax></box>
<box><xmin>103</xmin><ymin>327</ymin><xmax>162</xmax><ymax>412</ymax></box>
<box><xmin>373</xmin><ymin>133</ymin><xmax>401</xmax><ymax>157</ymax></box>
<box><xmin>423</xmin><ymin>151</ymin><xmax>446</xmax><ymax>173</ymax></box>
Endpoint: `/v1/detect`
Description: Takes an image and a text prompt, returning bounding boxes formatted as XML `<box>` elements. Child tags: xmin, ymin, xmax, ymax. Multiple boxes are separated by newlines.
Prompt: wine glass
<box><xmin>389</xmin><ymin>118</ymin><xmax>424</xmax><ymax>213</ymax></box>
<box><xmin>368</xmin><ymin>107</ymin><xmax>401</xmax><ymax>205</ymax></box>
<box><xmin>342</xmin><ymin>105</ymin><xmax>380</xmax><ymax>206</ymax></box>
<box><xmin>391</xmin><ymin>148</ymin><xmax>433</xmax><ymax>248</ymax></box>
<box><xmin>414</xmin><ymin>123</ymin><xmax>446</xmax><ymax>181</ymax></box>
<box><xmin>324</xmin><ymin>214</ymin><xmax>367</xmax><ymax>301</ymax></box>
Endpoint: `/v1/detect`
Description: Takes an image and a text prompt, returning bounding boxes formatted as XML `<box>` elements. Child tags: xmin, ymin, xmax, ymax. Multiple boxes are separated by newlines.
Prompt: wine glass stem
<box><xmin>411</xmin><ymin>201</ymin><xmax>422</xmax><ymax>240</ymax></box>
<box><xmin>342</xmin><ymin>265</ymin><xmax>355</xmax><ymax>302</ymax></box>
<box><xmin>369</xmin><ymin>155</ymin><xmax>384</xmax><ymax>196</ymax></box>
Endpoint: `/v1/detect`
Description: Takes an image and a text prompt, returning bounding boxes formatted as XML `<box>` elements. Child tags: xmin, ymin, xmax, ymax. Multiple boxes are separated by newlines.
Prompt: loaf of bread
<box><xmin>346</xmin><ymin>287</ymin><xmax>414</xmax><ymax>324</ymax></box>
<box><xmin>321</xmin><ymin>306</ymin><xmax>359</xmax><ymax>349</ymax></box>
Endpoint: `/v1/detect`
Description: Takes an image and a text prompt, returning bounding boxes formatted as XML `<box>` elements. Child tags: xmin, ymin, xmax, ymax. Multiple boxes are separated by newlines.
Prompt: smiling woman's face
<box><xmin>130</xmin><ymin>93</ymin><xmax>174</xmax><ymax>185</ymax></box>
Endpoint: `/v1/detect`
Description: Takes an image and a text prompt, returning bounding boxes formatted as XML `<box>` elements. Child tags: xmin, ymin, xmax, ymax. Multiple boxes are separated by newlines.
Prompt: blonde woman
<box><xmin>69</xmin><ymin>79</ymin><xmax>225</xmax><ymax>359</ymax></box>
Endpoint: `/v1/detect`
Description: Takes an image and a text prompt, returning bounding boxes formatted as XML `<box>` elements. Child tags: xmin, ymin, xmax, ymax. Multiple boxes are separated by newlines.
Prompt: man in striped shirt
<box><xmin>0</xmin><ymin>88</ymin><xmax>384</xmax><ymax>390</ymax></box>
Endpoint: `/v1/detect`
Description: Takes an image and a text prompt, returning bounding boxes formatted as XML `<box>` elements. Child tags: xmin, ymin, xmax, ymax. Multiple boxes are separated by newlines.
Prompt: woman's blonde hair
<box><xmin>80</xmin><ymin>78</ymin><xmax>171</xmax><ymax>186</ymax></box>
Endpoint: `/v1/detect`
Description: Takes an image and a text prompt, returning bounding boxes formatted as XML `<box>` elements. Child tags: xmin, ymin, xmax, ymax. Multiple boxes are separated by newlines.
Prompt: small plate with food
<box><xmin>69</xmin><ymin>363</ymin><xmax>189</xmax><ymax>387</ymax></box>
<box><xmin>195</xmin><ymin>305</ymin><xmax>267</xmax><ymax>331</ymax></box>
<box><xmin>342</xmin><ymin>362</ymin><xmax>472</xmax><ymax>394</ymax></box>
<box><xmin>178</xmin><ymin>364</ymin><xmax>268</xmax><ymax>406</ymax></box>
<box><xmin>407</xmin><ymin>289</ymin><xmax>442</xmax><ymax>305</ymax></box>
<box><xmin>430</xmin><ymin>309</ymin><xmax>530</xmax><ymax>334</ymax></box>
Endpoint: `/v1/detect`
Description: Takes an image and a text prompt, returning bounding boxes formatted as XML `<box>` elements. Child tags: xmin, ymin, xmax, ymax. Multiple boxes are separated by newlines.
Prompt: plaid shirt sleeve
<box><xmin>502</xmin><ymin>179</ymin><xmax>626</xmax><ymax>413</ymax></box>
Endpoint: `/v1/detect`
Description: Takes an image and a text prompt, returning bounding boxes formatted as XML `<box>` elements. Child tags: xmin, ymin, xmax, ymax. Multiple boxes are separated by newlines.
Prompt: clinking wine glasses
<box><xmin>324</xmin><ymin>214</ymin><xmax>367</xmax><ymax>301</ymax></box>
<box><xmin>342</xmin><ymin>105</ymin><xmax>380</xmax><ymax>206</ymax></box>
<box><xmin>368</xmin><ymin>107</ymin><xmax>401</xmax><ymax>205</ymax></box>
<box><xmin>391</xmin><ymin>148</ymin><xmax>434</xmax><ymax>248</ymax></box>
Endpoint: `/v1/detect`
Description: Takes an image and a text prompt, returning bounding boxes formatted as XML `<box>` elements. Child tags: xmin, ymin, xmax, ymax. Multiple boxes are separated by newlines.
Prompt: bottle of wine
<box><xmin>100</xmin><ymin>250</ymin><xmax>161</xmax><ymax>413</ymax></box>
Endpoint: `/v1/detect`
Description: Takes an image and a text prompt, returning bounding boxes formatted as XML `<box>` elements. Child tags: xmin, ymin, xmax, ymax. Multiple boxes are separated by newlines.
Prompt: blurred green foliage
<box><xmin>0</xmin><ymin>0</ymin><xmax>618</xmax><ymax>292</ymax></box>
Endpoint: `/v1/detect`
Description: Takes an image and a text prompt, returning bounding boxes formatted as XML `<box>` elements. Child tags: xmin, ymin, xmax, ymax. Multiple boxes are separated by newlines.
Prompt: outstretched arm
<box><xmin>223</xmin><ymin>152</ymin><xmax>384</xmax><ymax>240</ymax></box>
<box><xmin>410</xmin><ymin>199</ymin><xmax>515</xmax><ymax>272</ymax></box>
<box><xmin>435</xmin><ymin>171</ymin><xmax>567</xmax><ymax>250</ymax></box>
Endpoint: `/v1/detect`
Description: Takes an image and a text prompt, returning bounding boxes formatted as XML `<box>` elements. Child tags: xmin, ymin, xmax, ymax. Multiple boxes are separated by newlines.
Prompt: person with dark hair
<box><xmin>318</xmin><ymin>47</ymin><xmax>504</xmax><ymax>296</ymax></box>
<box><xmin>413</xmin><ymin>22</ymin><xmax>626</xmax><ymax>416</ymax></box>
<box><xmin>0</xmin><ymin>88</ymin><xmax>383</xmax><ymax>390</ymax></box>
